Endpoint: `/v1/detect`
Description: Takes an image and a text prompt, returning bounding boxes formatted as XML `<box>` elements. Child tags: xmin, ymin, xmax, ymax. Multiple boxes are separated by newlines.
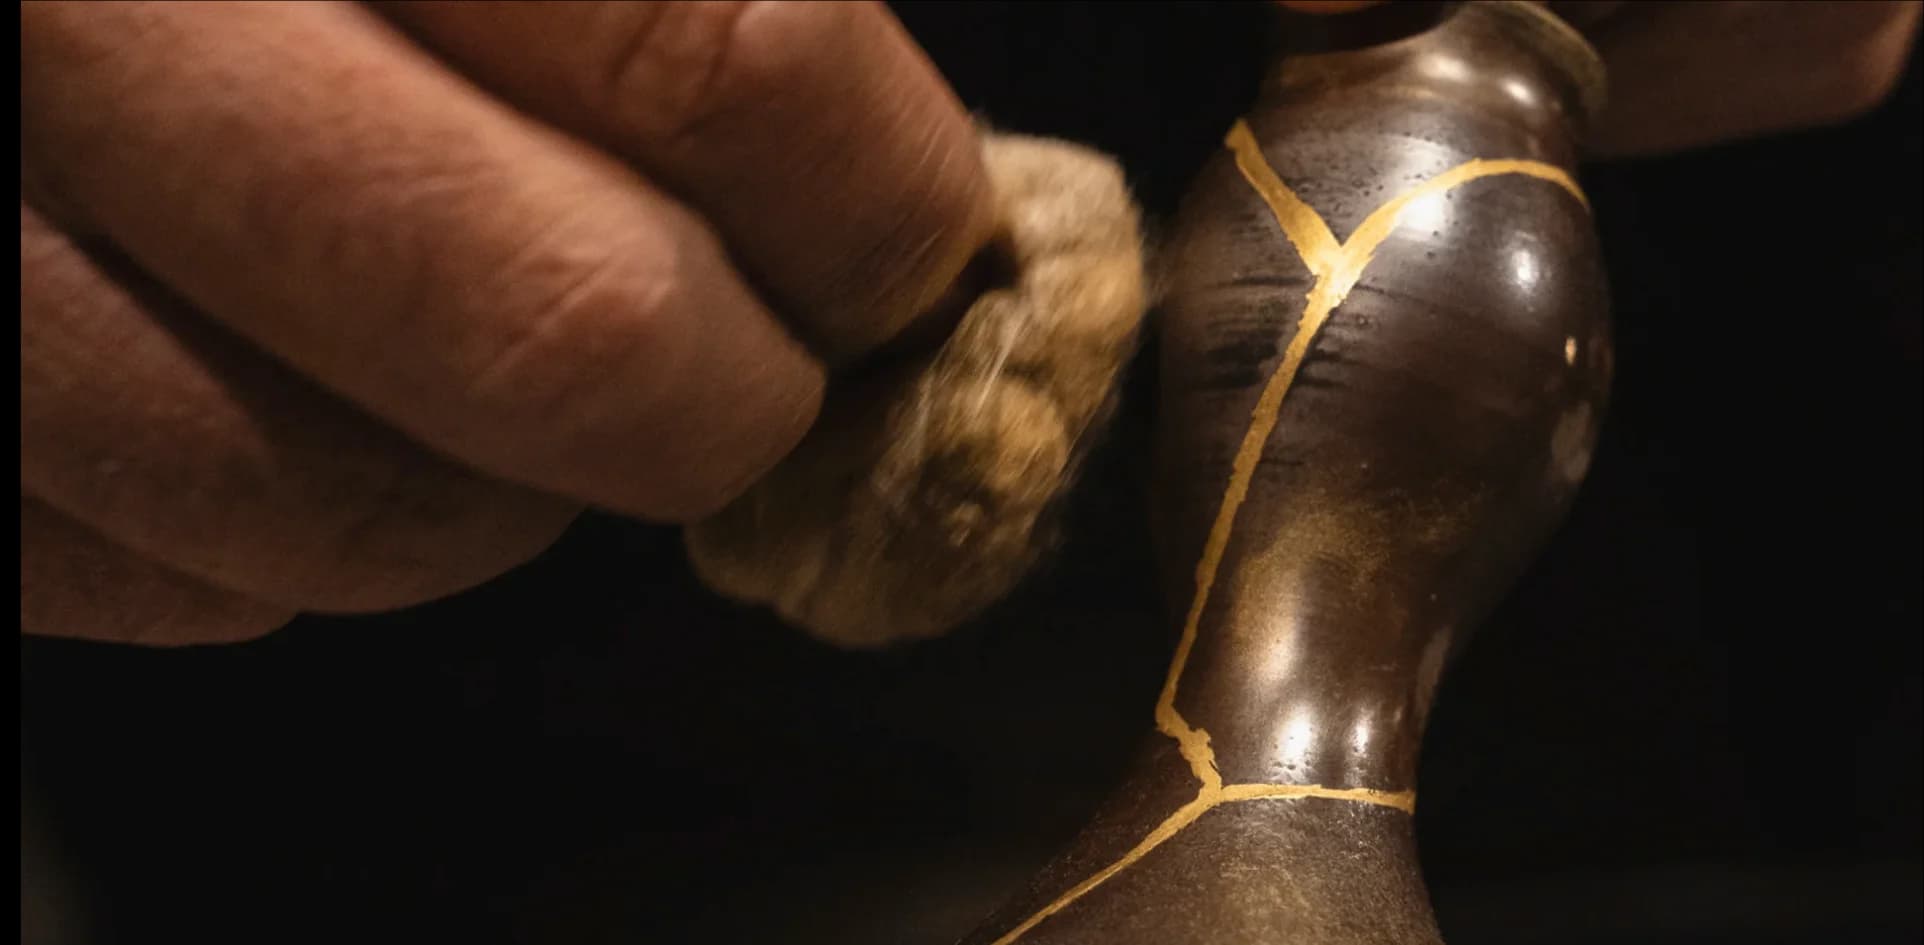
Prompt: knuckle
<box><xmin>827</xmin><ymin>166</ymin><xmax>996</xmax><ymax>359</ymax></box>
<box><xmin>590</xmin><ymin>0</ymin><xmax>781</xmax><ymax>145</ymax></box>
<box><xmin>204</xmin><ymin>459</ymin><xmax>580</xmax><ymax>614</ymax></box>
<box><xmin>304</xmin><ymin>472</ymin><xmax>579</xmax><ymax>613</ymax></box>
<box><xmin>463</xmin><ymin>233</ymin><xmax>681</xmax><ymax>447</ymax></box>
<box><xmin>417</xmin><ymin>178</ymin><xmax>815</xmax><ymax>522</ymax></box>
<box><xmin>139</xmin><ymin>599</ymin><xmax>291</xmax><ymax>648</ymax></box>
<box><xmin>19</xmin><ymin>501</ymin><xmax>293</xmax><ymax>646</ymax></box>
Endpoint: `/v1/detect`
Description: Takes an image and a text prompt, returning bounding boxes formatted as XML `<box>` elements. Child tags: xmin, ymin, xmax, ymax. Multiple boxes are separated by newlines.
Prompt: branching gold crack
<box><xmin>984</xmin><ymin>780</ymin><xmax>1417</xmax><ymax>945</ymax></box>
<box><xmin>988</xmin><ymin>120</ymin><xmax>1586</xmax><ymax>945</ymax></box>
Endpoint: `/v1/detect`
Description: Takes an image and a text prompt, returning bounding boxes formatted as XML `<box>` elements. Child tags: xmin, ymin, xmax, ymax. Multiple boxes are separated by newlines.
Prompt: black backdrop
<box><xmin>20</xmin><ymin>4</ymin><xmax>1922</xmax><ymax>944</ymax></box>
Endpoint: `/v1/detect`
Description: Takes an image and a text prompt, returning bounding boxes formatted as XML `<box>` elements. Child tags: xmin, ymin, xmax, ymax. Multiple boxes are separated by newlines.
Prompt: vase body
<box><xmin>961</xmin><ymin>3</ymin><xmax>1611</xmax><ymax>943</ymax></box>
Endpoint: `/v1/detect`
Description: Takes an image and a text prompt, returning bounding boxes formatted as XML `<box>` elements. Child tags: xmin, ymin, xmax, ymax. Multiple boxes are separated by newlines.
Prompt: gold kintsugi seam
<box><xmin>988</xmin><ymin>120</ymin><xmax>1586</xmax><ymax>945</ymax></box>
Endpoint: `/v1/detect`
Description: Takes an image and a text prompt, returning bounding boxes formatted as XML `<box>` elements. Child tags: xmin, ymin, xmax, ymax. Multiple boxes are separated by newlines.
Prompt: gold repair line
<box><xmin>1152</xmin><ymin>119</ymin><xmax>1348</xmax><ymax>791</ymax></box>
<box><xmin>1322</xmin><ymin>156</ymin><xmax>1586</xmax><ymax>303</ymax></box>
<box><xmin>992</xmin><ymin>123</ymin><xmax>1587</xmax><ymax>945</ymax></box>
<box><xmin>988</xmin><ymin>794</ymin><xmax>1216</xmax><ymax>945</ymax></box>
<box><xmin>1225</xmin><ymin>120</ymin><xmax>1341</xmax><ymax>273</ymax></box>
<box><xmin>986</xmin><ymin>782</ymin><xmax>1415</xmax><ymax>945</ymax></box>
<box><xmin>1217</xmin><ymin>781</ymin><xmax>1419</xmax><ymax>814</ymax></box>
<box><xmin>1157</xmin><ymin>124</ymin><xmax>1587</xmax><ymax>785</ymax></box>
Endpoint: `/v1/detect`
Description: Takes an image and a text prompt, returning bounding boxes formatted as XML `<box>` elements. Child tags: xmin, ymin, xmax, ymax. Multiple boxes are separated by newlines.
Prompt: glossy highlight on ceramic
<box><xmin>985</xmin><ymin>120</ymin><xmax>1589</xmax><ymax>945</ymax></box>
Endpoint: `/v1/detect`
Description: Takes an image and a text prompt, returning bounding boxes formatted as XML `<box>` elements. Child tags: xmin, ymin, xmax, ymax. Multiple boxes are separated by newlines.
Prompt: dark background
<box><xmin>20</xmin><ymin>4</ymin><xmax>1922</xmax><ymax>944</ymax></box>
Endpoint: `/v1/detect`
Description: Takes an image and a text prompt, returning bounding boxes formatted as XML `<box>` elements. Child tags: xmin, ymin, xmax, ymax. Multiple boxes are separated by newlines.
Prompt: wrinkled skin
<box><xmin>19</xmin><ymin>0</ymin><xmax>1921</xmax><ymax>646</ymax></box>
<box><xmin>20</xmin><ymin>1</ymin><xmax>994</xmax><ymax>644</ymax></box>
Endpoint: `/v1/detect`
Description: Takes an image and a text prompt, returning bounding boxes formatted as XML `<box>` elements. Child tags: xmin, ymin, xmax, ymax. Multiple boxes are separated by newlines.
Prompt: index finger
<box><xmin>381</xmin><ymin>0</ymin><xmax>998</xmax><ymax>363</ymax></box>
<box><xmin>22</xmin><ymin>1</ymin><xmax>823</xmax><ymax>522</ymax></box>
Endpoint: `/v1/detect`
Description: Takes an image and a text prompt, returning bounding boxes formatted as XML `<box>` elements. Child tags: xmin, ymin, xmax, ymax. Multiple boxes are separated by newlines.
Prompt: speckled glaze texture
<box><xmin>961</xmin><ymin>4</ymin><xmax>1611</xmax><ymax>943</ymax></box>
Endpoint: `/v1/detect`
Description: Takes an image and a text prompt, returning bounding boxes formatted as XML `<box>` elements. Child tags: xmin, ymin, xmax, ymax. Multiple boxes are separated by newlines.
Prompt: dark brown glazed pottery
<box><xmin>960</xmin><ymin>3</ymin><xmax>1611</xmax><ymax>943</ymax></box>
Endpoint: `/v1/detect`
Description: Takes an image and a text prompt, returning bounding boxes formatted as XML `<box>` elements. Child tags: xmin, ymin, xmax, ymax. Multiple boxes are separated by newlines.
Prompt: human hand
<box><xmin>1552</xmin><ymin>0</ymin><xmax>1922</xmax><ymax>157</ymax></box>
<box><xmin>1282</xmin><ymin>1</ymin><xmax>1921</xmax><ymax>155</ymax></box>
<box><xmin>20</xmin><ymin>1</ymin><xmax>994</xmax><ymax>645</ymax></box>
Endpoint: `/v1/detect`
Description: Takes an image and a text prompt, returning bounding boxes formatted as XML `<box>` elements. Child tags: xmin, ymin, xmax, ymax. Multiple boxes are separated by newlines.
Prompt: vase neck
<box><xmin>1265</xmin><ymin>1</ymin><xmax>1605</xmax><ymax>158</ymax></box>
